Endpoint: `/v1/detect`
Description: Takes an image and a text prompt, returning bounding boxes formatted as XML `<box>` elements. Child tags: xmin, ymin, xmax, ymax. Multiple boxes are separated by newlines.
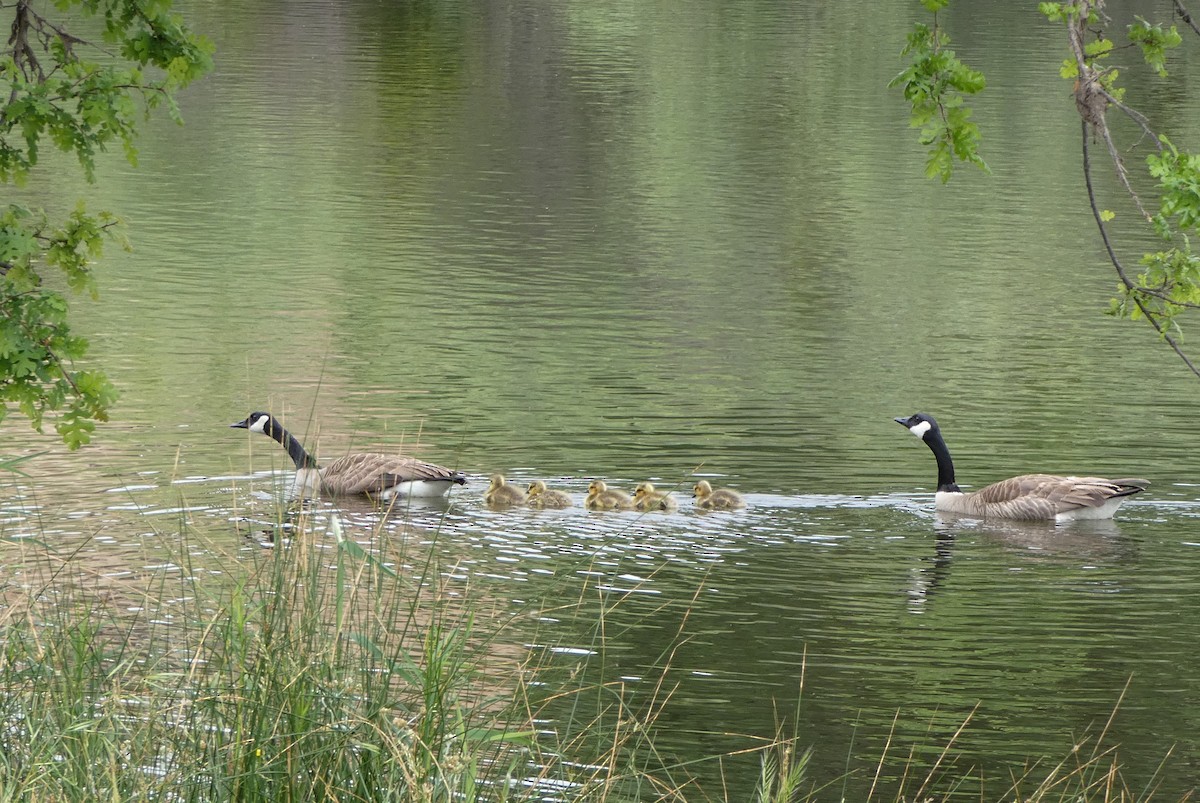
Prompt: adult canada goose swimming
<box><xmin>231</xmin><ymin>412</ymin><xmax>465</xmax><ymax>500</ymax></box>
<box><xmin>526</xmin><ymin>480</ymin><xmax>573</xmax><ymax>509</ymax></box>
<box><xmin>632</xmin><ymin>482</ymin><xmax>679</xmax><ymax>512</ymax></box>
<box><xmin>585</xmin><ymin>480</ymin><xmax>635</xmax><ymax>511</ymax></box>
<box><xmin>693</xmin><ymin>480</ymin><xmax>745</xmax><ymax>510</ymax></box>
<box><xmin>894</xmin><ymin>412</ymin><xmax>1148</xmax><ymax>521</ymax></box>
<box><xmin>484</xmin><ymin>474</ymin><xmax>527</xmax><ymax>507</ymax></box>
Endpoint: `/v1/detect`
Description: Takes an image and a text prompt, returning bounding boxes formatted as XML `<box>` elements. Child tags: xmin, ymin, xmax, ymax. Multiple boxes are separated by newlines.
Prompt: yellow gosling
<box><xmin>632</xmin><ymin>481</ymin><xmax>679</xmax><ymax>512</ymax></box>
<box><xmin>526</xmin><ymin>480</ymin><xmax>573</xmax><ymax>509</ymax></box>
<box><xmin>484</xmin><ymin>474</ymin><xmax>527</xmax><ymax>507</ymax></box>
<box><xmin>693</xmin><ymin>479</ymin><xmax>745</xmax><ymax>511</ymax></box>
<box><xmin>585</xmin><ymin>480</ymin><xmax>634</xmax><ymax>511</ymax></box>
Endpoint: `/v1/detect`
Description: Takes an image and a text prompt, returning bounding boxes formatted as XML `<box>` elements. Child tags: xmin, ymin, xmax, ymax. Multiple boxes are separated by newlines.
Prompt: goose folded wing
<box><xmin>1047</xmin><ymin>476</ymin><xmax>1149</xmax><ymax>508</ymax></box>
<box><xmin>973</xmin><ymin>474</ymin><xmax>1145</xmax><ymax>517</ymax></box>
<box><xmin>321</xmin><ymin>454</ymin><xmax>459</xmax><ymax>495</ymax></box>
<box><xmin>375</xmin><ymin>457</ymin><xmax>463</xmax><ymax>488</ymax></box>
<box><xmin>969</xmin><ymin>475</ymin><xmax>1079</xmax><ymax>518</ymax></box>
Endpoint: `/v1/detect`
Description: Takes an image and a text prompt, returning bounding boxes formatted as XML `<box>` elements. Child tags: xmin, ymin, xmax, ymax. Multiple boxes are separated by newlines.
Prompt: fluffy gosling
<box><xmin>526</xmin><ymin>480</ymin><xmax>573</xmax><ymax>509</ymax></box>
<box><xmin>633</xmin><ymin>481</ymin><xmax>679</xmax><ymax>512</ymax></box>
<box><xmin>585</xmin><ymin>480</ymin><xmax>634</xmax><ymax>511</ymax></box>
<box><xmin>693</xmin><ymin>479</ymin><xmax>745</xmax><ymax>510</ymax></box>
<box><xmin>485</xmin><ymin>474</ymin><xmax>527</xmax><ymax>507</ymax></box>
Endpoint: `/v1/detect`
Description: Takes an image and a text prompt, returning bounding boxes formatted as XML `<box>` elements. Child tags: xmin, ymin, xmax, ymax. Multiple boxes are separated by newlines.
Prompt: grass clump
<box><xmin>0</xmin><ymin>505</ymin><xmax>542</xmax><ymax>801</ymax></box>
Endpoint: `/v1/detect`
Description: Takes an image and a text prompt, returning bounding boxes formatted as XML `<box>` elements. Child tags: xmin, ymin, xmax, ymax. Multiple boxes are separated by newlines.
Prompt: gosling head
<box><xmin>633</xmin><ymin>482</ymin><xmax>656</xmax><ymax>499</ymax></box>
<box><xmin>893</xmin><ymin>412</ymin><xmax>938</xmax><ymax>441</ymax></box>
<box><xmin>488</xmin><ymin>474</ymin><xmax>507</xmax><ymax>489</ymax></box>
<box><xmin>588</xmin><ymin>480</ymin><xmax>608</xmax><ymax>495</ymax></box>
<box><xmin>693</xmin><ymin>480</ymin><xmax>713</xmax><ymax>498</ymax></box>
<box><xmin>527</xmin><ymin>480</ymin><xmax>547</xmax><ymax>495</ymax></box>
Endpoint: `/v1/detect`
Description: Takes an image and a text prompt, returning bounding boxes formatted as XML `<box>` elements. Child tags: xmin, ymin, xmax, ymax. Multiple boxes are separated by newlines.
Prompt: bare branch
<box><xmin>1098</xmin><ymin>87</ymin><xmax>1162</xmax><ymax>153</ymax></box>
<box><xmin>1173</xmin><ymin>0</ymin><xmax>1200</xmax><ymax>37</ymax></box>
<box><xmin>8</xmin><ymin>0</ymin><xmax>44</xmax><ymax>81</ymax></box>
<box><xmin>1067</xmin><ymin>3</ymin><xmax>1155</xmax><ymax>221</ymax></box>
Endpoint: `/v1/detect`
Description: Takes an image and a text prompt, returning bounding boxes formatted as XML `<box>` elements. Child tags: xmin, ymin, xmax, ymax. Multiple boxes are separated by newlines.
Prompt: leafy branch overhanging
<box><xmin>0</xmin><ymin>0</ymin><xmax>212</xmax><ymax>447</ymax></box>
<box><xmin>894</xmin><ymin>0</ymin><xmax>1200</xmax><ymax>380</ymax></box>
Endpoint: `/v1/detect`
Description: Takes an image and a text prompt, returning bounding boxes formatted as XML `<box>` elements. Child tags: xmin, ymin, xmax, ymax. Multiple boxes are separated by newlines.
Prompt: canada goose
<box><xmin>894</xmin><ymin>412</ymin><xmax>1148</xmax><ymax>521</ymax></box>
<box><xmin>693</xmin><ymin>480</ymin><xmax>745</xmax><ymax>510</ymax></box>
<box><xmin>526</xmin><ymin>480</ymin><xmax>573</xmax><ymax>509</ymax></box>
<box><xmin>585</xmin><ymin>480</ymin><xmax>634</xmax><ymax>511</ymax></box>
<box><xmin>485</xmin><ymin>474</ymin><xmax>527</xmax><ymax>507</ymax></box>
<box><xmin>632</xmin><ymin>482</ymin><xmax>679</xmax><ymax>512</ymax></box>
<box><xmin>230</xmin><ymin>412</ymin><xmax>465</xmax><ymax>500</ymax></box>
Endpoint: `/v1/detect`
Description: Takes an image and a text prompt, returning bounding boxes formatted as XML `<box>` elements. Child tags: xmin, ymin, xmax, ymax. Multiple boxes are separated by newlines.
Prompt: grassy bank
<box><xmin>0</xmin><ymin>500</ymin><xmax>1181</xmax><ymax>801</ymax></box>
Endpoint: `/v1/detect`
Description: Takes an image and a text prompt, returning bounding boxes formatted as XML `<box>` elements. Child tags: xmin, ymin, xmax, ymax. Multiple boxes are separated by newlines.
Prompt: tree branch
<box><xmin>1068</xmin><ymin>3</ymin><xmax>1154</xmax><ymax>221</ymax></box>
<box><xmin>1173</xmin><ymin>0</ymin><xmax>1200</xmax><ymax>37</ymax></box>
<box><xmin>1081</xmin><ymin>121</ymin><xmax>1200</xmax><ymax>379</ymax></box>
<box><xmin>8</xmin><ymin>0</ymin><xmax>44</xmax><ymax>82</ymax></box>
<box><xmin>1098</xmin><ymin>86</ymin><xmax>1161</xmax><ymax>153</ymax></box>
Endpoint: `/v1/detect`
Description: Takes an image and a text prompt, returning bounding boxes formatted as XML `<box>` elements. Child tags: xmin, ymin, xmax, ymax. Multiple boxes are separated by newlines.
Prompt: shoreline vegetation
<box><xmin>0</xmin><ymin>493</ymin><xmax>1179</xmax><ymax>801</ymax></box>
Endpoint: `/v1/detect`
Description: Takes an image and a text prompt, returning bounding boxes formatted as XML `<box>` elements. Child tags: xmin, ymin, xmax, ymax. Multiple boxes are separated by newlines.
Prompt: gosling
<box><xmin>693</xmin><ymin>480</ymin><xmax>745</xmax><ymax>510</ymax></box>
<box><xmin>526</xmin><ymin>480</ymin><xmax>573</xmax><ymax>509</ymax></box>
<box><xmin>485</xmin><ymin>474</ymin><xmax>527</xmax><ymax>507</ymax></box>
<box><xmin>585</xmin><ymin>480</ymin><xmax>634</xmax><ymax>511</ymax></box>
<box><xmin>632</xmin><ymin>481</ymin><xmax>679</xmax><ymax>512</ymax></box>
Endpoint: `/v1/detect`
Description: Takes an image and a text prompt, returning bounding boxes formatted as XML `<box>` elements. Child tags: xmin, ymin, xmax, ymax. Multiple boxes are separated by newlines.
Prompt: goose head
<box><xmin>693</xmin><ymin>480</ymin><xmax>713</xmax><ymax>498</ymax></box>
<box><xmin>894</xmin><ymin>412</ymin><xmax>939</xmax><ymax>441</ymax></box>
<box><xmin>231</xmin><ymin>412</ymin><xmax>274</xmax><ymax>434</ymax></box>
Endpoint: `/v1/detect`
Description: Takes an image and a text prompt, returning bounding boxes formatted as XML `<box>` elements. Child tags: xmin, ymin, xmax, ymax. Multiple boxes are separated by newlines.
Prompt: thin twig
<box><xmin>1124</xmin><ymin>285</ymin><xmax>1200</xmax><ymax>310</ymax></box>
<box><xmin>1098</xmin><ymin>86</ymin><xmax>1162</xmax><ymax>153</ymax></box>
<box><xmin>1068</xmin><ymin>2</ymin><xmax>1154</xmax><ymax>221</ymax></box>
<box><xmin>1174</xmin><ymin>0</ymin><xmax>1200</xmax><ymax>37</ymax></box>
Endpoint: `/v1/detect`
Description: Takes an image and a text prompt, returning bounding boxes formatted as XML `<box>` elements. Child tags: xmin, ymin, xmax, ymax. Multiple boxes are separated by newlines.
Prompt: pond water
<box><xmin>8</xmin><ymin>0</ymin><xmax>1200</xmax><ymax>797</ymax></box>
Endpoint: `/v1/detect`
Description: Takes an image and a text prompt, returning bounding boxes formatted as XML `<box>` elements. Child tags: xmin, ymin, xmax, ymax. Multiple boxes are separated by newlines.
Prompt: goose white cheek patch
<box><xmin>909</xmin><ymin>421</ymin><xmax>932</xmax><ymax>439</ymax></box>
<box><xmin>250</xmin><ymin>416</ymin><xmax>269</xmax><ymax>433</ymax></box>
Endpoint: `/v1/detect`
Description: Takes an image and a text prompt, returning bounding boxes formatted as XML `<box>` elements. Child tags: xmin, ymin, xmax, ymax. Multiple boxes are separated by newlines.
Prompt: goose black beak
<box><xmin>893</xmin><ymin>416</ymin><xmax>908</xmax><ymax>426</ymax></box>
<box><xmin>230</xmin><ymin>420</ymin><xmax>248</xmax><ymax>429</ymax></box>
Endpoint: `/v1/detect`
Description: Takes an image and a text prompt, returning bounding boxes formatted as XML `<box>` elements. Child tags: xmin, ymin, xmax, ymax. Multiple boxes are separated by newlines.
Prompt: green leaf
<box><xmin>1129</xmin><ymin>17</ymin><xmax>1181</xmax><ymax>78</ymax></box>
<box><xmin>892</xmin><ymin>6</ymin><xmax>989</xmax><ymax>183</ymax></box>
<box><xmin>1039</xmin><ymin>3</ymin><xmax>1065</xmax><ymax>22</ymax></box>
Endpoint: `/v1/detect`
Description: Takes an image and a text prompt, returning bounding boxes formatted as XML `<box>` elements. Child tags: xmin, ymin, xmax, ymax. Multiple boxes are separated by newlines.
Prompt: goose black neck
<box><xmin>924</xmin><ymin>430</ymin><xmax>961</xmax><ymax>493</ymax></box>
<box><xmin>265</xmin><ymin>419</ymin><xmax>319</xmax><ymax>470</ymax></box>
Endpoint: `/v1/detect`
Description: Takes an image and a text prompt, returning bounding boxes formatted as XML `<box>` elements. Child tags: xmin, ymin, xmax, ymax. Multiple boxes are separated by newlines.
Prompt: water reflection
<box><xmin>933</xmin><ymin>513</ymin><xmax>1134</xmax><ymax>560</ymax></box>
<box><xmin>904</xmin><ymin>513</ymin><xmax>1143</xmax><ymax>611</ymax></box>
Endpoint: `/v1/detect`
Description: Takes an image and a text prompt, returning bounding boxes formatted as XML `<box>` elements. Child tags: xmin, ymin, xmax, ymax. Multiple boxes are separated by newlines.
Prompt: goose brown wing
<box><xmin>1053</xmin><ymin>476</ymin><xmax>1149</xmax><ymax>506</ymax></box>
<box><xmin>320</xmin><ymin>453</ymin><xmax>461</xmax><ymax>495</ymax></box>
<box><xmin>1105</xmin><ymin>478</ymin><xmax>1151</xmax><ymax>496</ymax></box>
<box><xmin>972</xmin><ymin>474</ymin><xmax>1148</xmax><ymax>518</ymax></box>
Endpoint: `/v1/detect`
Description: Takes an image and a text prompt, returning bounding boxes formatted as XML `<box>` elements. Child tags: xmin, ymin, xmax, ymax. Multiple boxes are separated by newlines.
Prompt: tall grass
<box><xmin>0</xmin><ymin>489</ymin><xmax>1183</xmax><ymax>802</ymax></box>
<box><xmin>0</xmin><ymin>497</ymin><xmax>539</xmax><ymax>801</ymax></box>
